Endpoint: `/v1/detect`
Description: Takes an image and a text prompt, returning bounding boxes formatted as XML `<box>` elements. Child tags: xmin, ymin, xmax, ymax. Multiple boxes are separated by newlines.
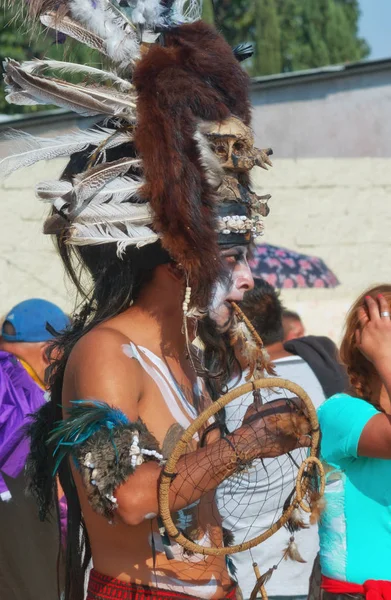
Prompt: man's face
<box><xmin>209</xmin><ymin>245</ymin><xmax>254</xmax><ymax>331</ymax></box>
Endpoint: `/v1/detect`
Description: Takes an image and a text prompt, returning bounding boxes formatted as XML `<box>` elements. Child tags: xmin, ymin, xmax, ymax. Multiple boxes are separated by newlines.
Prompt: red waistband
<box><xmin>321</xmin><ymin>576</ymin><xmax>391</xmax><ymax>600</ymax></box>
<box><xmin>87</xmin><ymin>569</ymin><xmax>238</xmax><ymax>600</ymax></box>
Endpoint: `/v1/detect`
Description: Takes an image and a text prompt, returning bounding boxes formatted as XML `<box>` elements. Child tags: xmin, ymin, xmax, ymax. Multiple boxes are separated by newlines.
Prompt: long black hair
<box><xmin>26</xmin><ymin>137</ymin><xmax>241</xmax><ymax>600</ymax></box>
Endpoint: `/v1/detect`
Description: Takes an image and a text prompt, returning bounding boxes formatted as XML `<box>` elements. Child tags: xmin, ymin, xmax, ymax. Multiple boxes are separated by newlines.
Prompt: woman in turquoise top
<box><xmin>318</xmin><ymin>284</ymin><xmax>391</xmax><ymax>600</ymax></box>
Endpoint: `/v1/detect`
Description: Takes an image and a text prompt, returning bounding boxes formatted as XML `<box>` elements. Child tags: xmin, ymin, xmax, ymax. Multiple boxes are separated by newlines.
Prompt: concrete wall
<box><xmin>0</xmin><ymin>157</ymin><xmax>71</xmax><ymax>317</ymax></box>
<box><xmin>251</xmin><ymin>62</ymin><xmax>391</xmax><ymax>158</ymax></box>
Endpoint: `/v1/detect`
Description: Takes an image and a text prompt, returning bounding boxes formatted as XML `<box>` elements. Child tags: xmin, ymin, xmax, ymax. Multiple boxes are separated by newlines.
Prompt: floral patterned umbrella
<box><xmin>249</xmin><ymin>244</ymin><xmax>339</xmax><ymax>289</ymax></box>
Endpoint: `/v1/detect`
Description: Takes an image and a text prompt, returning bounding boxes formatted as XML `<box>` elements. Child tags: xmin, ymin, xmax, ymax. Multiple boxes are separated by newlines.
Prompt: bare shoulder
<box><xmin>63</xmin><ymin>325</ymin><xmax>143</xmax><ymax>421</ymax></box>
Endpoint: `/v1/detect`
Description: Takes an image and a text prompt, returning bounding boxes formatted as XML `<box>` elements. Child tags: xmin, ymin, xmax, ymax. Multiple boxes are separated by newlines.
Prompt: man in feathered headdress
<box><xmin>1</xmin><ymin>2</ymin><xmax>313</xmax><ymax>599</ymax></box>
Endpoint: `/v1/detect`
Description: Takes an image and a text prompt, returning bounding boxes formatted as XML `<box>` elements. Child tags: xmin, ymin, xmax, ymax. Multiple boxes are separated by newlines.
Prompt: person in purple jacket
<box><xmin>0</xmin><ymin>298</ymin><xmax>69</xmax><ymax>600</ymax></box>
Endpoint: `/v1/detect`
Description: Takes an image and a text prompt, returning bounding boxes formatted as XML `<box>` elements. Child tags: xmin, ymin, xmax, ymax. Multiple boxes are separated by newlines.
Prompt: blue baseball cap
<box><xmin>1</xmin><ymin>298</ymin><xmax>70</xmax><ymax>343</ymax></box>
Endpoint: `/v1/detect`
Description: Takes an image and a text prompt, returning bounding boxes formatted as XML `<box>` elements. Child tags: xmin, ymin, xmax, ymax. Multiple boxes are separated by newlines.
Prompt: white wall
<box><xmin>0</xmin><ymin>158</ymin><xmax>72</xmax><ymax>318</ymax></box>
<box><xmin>252</xmin><ymin>157</ymin><xmax>391</xmax><ymax>342</ymax></box>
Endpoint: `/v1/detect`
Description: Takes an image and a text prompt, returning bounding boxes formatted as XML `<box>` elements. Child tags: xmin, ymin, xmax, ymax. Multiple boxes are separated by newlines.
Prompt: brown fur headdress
<box><xmin>1</xmin><ymin>0</ymin><xmax>272</xmax><ymax>306</ymax></box>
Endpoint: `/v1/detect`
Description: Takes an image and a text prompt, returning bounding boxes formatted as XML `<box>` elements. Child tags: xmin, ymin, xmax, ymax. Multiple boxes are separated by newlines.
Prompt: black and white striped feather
<box><xmin>40</xmin><ymin>13</ymin><xmax>108</xmax><ymax>55</ymax></box>
<box><xmin>21</xmin><ymin>59</ymin><xmax>133</xmax><ymax>92</ymax></box>
<box><xmin>4</xmin><ymin>59</ymin><xmax>137</xmax><ymax>118</ymax></box>
<box><xmin>36</xmin><ymin>174</ymin><xmax>142</xmax><ymax>207</ymax></box>
<box><xmin>64</xmin><ymin>157</ymin><xmax>142</xmax><ymax>209</ymax></box>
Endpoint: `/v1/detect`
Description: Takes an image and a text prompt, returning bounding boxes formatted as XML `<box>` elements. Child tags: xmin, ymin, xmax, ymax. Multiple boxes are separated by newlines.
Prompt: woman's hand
<box><xmin>356</xmin><ymin>294</ymin><xmax>391</xmax><ymax>370</ymax></box>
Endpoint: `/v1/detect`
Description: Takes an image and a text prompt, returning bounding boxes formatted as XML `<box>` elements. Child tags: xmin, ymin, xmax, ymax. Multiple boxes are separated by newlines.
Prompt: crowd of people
<box><xmin>1</xmin><ymin>2</ymin><xmax>390</xmax><ymax>600</ymax></box>
<box><xmin>1</xmin><ymin>283</ymin><xmax>391</xmax><ymax>600</ymax></box>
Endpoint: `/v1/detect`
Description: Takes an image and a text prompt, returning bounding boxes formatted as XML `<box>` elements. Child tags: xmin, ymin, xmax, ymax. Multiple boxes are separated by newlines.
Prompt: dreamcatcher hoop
<box><xmin>159</xmin><ymin>376</ymin><xmax>321</xmax><ymax>557</ymax></box>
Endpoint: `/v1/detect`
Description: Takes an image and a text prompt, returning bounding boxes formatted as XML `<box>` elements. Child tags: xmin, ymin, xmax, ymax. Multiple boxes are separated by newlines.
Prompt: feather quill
<box><xmin>21</xmin><ymin>59</ymin><xmax>134</xmax><ymax>92</ymax></box>
<box><xmin>4</xmin><ymin>59</ymin><xmax>136</xmax><ymax>118</ymax></box>
<box><xmin>0</xmin><ymin>128</ymin><xmax>131</xmax><ymax>177</ymax></box>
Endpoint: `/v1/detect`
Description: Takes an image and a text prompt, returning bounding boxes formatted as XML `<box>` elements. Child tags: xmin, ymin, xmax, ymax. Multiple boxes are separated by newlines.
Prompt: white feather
<box><xmin>74</xmin><ymin>201</ymin><xmax>152</xmax><ymax>225</ymax></box>
<box><xmin>85</xmin><ymin>175</ymin><xmax>143</xmax><ymax>205</ymax></box>
<box><xmin>69</xmin><ymin>0</ymin><xmax>141</xmax><ymax>68</ymax></box>
<box><xmin>167</xmin><ymin>0</ymin><xmax>203</xmax><ymax>25</ymax></box>
<box><xmin>21</xmin><ymin>59</ymin><xmax>134</xmax><ymax>92</ymax></box>
<box><xmin>68</xmin><ymin>222</ymin><xmax>158</xmax><ymax>253</ymax></box>
<box><xmin>131</xmin><ymin>0</ymin><xmax>163</xmax><ymax>26</ymax></box>
<box><xmin>0</xmin><ymin>127</ymin><xmax>131</xmax><ymax>177</ymax></box>
<box><xmin>36</xmin><ymin>180</ymin><xmax>73</xmax><ymax>201</ymax></box>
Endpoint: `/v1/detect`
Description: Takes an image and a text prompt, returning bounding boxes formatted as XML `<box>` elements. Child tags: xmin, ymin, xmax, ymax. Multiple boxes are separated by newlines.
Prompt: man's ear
<box><xmin>167</xmin><ymin>262</ymin><xmax>184</xmax><ymax>282</ymax></box>
<box><xmin>40</xmin><ymin>342</ymin><xmax>51</xmax><ymax>366</ymax></box>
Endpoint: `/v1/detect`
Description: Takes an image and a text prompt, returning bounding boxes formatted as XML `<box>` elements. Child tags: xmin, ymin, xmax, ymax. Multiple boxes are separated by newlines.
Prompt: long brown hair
<box><xmin>340</xmin><ymin>284</ymin><xmax>391</xmax><ymax>406</ymax></box>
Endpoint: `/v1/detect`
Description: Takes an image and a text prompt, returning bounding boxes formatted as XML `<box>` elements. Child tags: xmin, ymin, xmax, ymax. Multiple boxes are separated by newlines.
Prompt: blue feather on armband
<box><xmin>48</xmin><ymin>400</ymin><xmax>130</xmax><ymax>474</ymax></box>
<box><xmin>47</xmin><ymin>400</ymin><xmax>162</xmax><ymax>518</ymax></box>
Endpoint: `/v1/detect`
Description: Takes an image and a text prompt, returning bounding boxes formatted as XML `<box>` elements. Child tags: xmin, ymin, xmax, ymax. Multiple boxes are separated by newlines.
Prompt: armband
<box><xmin>49</xmin><ymin>400</ymin><xmax>163</xmax><ymax>519</ymax></box>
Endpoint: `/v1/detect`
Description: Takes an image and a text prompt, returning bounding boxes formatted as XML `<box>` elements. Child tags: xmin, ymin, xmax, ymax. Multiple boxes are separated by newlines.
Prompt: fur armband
<box><xmin>49</xmin><ymin>400</ymin><xmax>163</xmax><ymax>519</ymax></box>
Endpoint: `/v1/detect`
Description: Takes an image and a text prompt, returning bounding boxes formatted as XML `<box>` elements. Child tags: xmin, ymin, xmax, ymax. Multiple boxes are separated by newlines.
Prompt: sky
<box><xmin>359</xmin><ymin>0</ymin><xmax>391</xmax><ymax>60</ymax></box>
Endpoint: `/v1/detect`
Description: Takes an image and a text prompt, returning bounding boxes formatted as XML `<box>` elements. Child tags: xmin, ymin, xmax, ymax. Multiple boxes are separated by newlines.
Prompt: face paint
<box><xmin>209</xmin><ymin>246</ymin><xmax>254</xmax><ymax>330</ymax></box>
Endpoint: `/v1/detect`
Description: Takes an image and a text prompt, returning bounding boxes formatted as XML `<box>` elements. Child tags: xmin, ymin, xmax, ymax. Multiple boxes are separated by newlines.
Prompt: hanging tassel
<box><xmin>283</xmin><ymin>536</ymin><xmax>306</xmax><ymax>563</ymax></box>
<box><xmin>226</xmin><ymin>555</ymin><xmax>237</xmax><ymax>579</ymax></box>
<box><xmin>231</xmin><ymin>302</ymin><xmax>276</xmax><ymax>379</ymax></box>
<box><xmin>309</xmin><ymin>491</ymin><xmax>326</xmax><ymax>525</ymax></box>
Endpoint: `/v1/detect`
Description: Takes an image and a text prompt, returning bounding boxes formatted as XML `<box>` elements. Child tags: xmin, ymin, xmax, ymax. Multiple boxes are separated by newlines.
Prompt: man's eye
<box><xmin>224</xmin><ymin>255</ymin><xmax>239</xmax><ymax>265</ymax></box>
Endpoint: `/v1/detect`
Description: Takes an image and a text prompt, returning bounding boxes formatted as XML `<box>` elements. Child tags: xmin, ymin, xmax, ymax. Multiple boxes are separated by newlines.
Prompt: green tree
<box><xmin>218</xmin><ymin>0</ymin><xmax>370</xmax><ymax>76</ymax></box>
<box><xmin>252</xmin><ymin>0</ymin><xmax>282</xmax><ymax>75</ymax></box>
<box><xmin>0</xmin><ymin>6</ymin><xmax>99</xmax><ymax>115</ymax></box>
<box><xmin>202</xmin><ymin>0</ymin><xmax>215</xmax><ymax>26</ymax></box>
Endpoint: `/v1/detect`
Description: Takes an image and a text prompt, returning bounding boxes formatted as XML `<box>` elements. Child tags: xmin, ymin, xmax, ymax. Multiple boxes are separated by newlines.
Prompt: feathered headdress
<box><xmin>1</xmin><ymin>0</ymin><xmax>272</xmax><ymax>306</ymax></box>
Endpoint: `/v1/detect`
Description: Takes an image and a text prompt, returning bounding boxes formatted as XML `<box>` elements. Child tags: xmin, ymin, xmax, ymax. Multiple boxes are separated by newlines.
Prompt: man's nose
<box><xmin>236</xmin><ymin>264</ymin><xmax>254</xmax><ymax>291</ymax></box>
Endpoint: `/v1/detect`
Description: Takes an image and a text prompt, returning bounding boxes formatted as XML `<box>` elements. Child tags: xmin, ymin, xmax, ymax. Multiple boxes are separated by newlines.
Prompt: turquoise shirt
<box><xmin>318</xmin><ymin>393</ymin><xmax>391</xmax><ymax>583</ymax></box>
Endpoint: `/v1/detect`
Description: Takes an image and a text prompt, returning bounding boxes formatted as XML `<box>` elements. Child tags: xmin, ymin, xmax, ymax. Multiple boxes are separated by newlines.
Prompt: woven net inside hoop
<box><xmin>158</xmin><ymin>376</ymin><xmax>322</xmax><ymax>557</ymax></box>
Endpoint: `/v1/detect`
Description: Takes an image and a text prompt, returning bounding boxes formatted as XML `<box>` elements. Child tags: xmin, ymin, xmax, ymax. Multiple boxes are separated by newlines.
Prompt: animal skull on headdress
<box><xmin>201</xmin><ymin>117</ymin><xmax>273</xmax><ymax>173</ymax></box>
<box><xmin>200</xmin><ymin>117</ymin><xmax>272</xmax><ymax>223</ymax></box>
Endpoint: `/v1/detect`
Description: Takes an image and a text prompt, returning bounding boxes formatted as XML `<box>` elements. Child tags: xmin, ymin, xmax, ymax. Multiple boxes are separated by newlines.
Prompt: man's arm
<box><xmin>64</xmin><ymin>328</ymin><xmax>311</xmax><ymax>526</ymax></box>
<box><xmin>117</xmin><ymin>399</ymin><xmax>310</xmax><ymax>525</ymax></box>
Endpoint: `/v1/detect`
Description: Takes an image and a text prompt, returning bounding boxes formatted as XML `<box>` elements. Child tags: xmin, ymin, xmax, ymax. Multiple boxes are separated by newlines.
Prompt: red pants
<box><xmin>87</xmin><ymin>569</ymin><xmax>239</xmax><ymax>600</ymax></box>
